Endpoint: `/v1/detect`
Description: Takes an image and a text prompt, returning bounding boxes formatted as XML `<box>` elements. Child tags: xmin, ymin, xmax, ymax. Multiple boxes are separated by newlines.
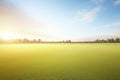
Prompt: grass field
<box><xmin>0</xmin><ymin>43</ymin><xmax>120</xmax><ymax>80</ymax></box>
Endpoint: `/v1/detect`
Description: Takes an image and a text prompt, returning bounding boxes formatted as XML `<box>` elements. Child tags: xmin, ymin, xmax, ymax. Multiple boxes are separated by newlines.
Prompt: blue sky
<box><xmin>0</xmin><ymin>0</ymin><xmax>120</xmax><ymax>41</ymax></box>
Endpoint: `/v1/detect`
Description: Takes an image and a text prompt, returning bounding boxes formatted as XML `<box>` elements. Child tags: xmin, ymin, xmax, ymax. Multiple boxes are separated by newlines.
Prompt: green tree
<box><xmin>115</xmin><ymin>38</ymin><xmax>120</xmax><ymax>43</ymax></box>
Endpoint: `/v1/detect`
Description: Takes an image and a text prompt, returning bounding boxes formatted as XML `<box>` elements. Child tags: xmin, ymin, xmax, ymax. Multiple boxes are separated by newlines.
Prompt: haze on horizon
<box><xmin>0</xmin><ymin>0</ymin><xmax>120</xmax><ymax>41</ymax></box>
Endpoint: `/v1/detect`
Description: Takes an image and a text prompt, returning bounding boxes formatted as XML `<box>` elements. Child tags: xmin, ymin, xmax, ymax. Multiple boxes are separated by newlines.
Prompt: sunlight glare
<box><xmin>0</xmin><ymin>31</ymin><xmax>21</xmax><ymax>40</ymax></box>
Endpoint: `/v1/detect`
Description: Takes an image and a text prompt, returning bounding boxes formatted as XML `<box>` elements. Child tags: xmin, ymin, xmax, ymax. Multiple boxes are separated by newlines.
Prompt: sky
<box><xmin>0</xmin><ymin>0</ymin><xmax>120</xmax><ymax>41</ymax></box>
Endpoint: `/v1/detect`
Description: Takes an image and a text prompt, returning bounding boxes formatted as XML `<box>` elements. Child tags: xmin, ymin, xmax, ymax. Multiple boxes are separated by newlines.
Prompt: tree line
<box><xmin>94</xmin><ymin>38</ymin><xmax>120</xmax><ymax>43</ymax></box>
<box><xmin>0</xmin><ymin>38</ymin><xmax>72</xmax><ymax>43</ymax></box>
<box><xmin>0</xmin><ymin>38</ymin><xmax>41</xmax><ymax>43</ymax></box>
<box><xmin>0</xmin><ymin>37</ymin><xmax>120</xmax><ymax>43</ymax></box>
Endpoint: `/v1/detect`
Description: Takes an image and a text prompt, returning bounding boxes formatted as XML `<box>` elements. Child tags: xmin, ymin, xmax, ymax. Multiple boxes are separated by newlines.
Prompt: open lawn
<box><xmin>0</xmin><ymin>43</ymin><xmax>120</xmax><ymax>80</ymax></box>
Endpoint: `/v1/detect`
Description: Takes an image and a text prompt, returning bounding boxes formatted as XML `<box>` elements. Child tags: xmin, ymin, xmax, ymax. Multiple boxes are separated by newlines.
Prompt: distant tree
<box><xmin>23</xmin><ymin>38</ymin><xmax>30</xmax><ymax>43</ymax></box>
<box><xmin>111</xmin><ymin>38</ymin><xmax>115</xmax><ymax>43</ymax></box>
<box><xmin>115</xmin><ymin>38</ymin><xmax>120</xmax><ymax>43</ymax></box>
<box><xmin>32</xmin><ymin>39</ymin><xmax>37</xmax><ymax>43</ymax></box>
<box><xmin>38</xmin><ymin>39</ymin><xmax>41</xmax><ymax>43</ymax></box>
<box><xmin>101</xmin><ymin>39</ymin><xmax>106</xmax><ymax>43</ymax></box>
<box><xmin>95</xmin><ymin>39</ymin><xmax>99</xmax><ymax>43</ymax></box>
<box><xmin>95</xmin><ymin>38</ymin><xmax>120</xmax><ymax>43</ymax></box>
<box><xmin>65</xmin><ymin>40</ymin><xmax>71</xmax><ymax>43</ymax></box>
<box><xmin>107</xmin><ymin>39</ymin><xmax>112</xmax><ymax>43</ymax></box>
<box><xmin>63</xmin><ymin>40</ymin><xmax>65</xmax><ymax>43</ymax></box>
<box><xmin>68</xmin><ymin>40</ymin><xmax>71</xmax><ymax>43</ymax></box>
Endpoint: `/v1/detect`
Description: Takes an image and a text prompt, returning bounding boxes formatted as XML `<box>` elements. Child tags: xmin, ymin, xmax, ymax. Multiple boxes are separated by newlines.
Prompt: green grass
<box><xmin>0</xmin><ymin>43</ymin><xmax>120</xmax><ymax>80</ymax></box>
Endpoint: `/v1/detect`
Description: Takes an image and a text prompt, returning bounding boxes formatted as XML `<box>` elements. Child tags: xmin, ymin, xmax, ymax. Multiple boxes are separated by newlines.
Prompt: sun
<box><xmin>1</xmin><ymin>33</ymin><xmax>13</xmax><ymax>40</ymax></box>
<box><xmin>0</xmin><ymin>31</ymin><xmax>21</xmax><ymax>40</ymax></box>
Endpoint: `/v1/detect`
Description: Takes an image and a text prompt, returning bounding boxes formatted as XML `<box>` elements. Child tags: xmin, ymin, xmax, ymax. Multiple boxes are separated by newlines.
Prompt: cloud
<box><xmin>91</xmin><ymin>0</ymin><xmax>104</xmax><ymax>4</ymax></box>
<box><xmin>76</xmin><ymin>6</ymin><xmax>102</xmax><ymax>23</ymax></box>
<box><xmin>114</xmin><ymin>0</ymin><xmax>120</xmax><ymax>6</ymax></box>
<box><xmin>64</xmin><ymin>6</ymin><xmax>102</xmax><ymax>29</ymax></box>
